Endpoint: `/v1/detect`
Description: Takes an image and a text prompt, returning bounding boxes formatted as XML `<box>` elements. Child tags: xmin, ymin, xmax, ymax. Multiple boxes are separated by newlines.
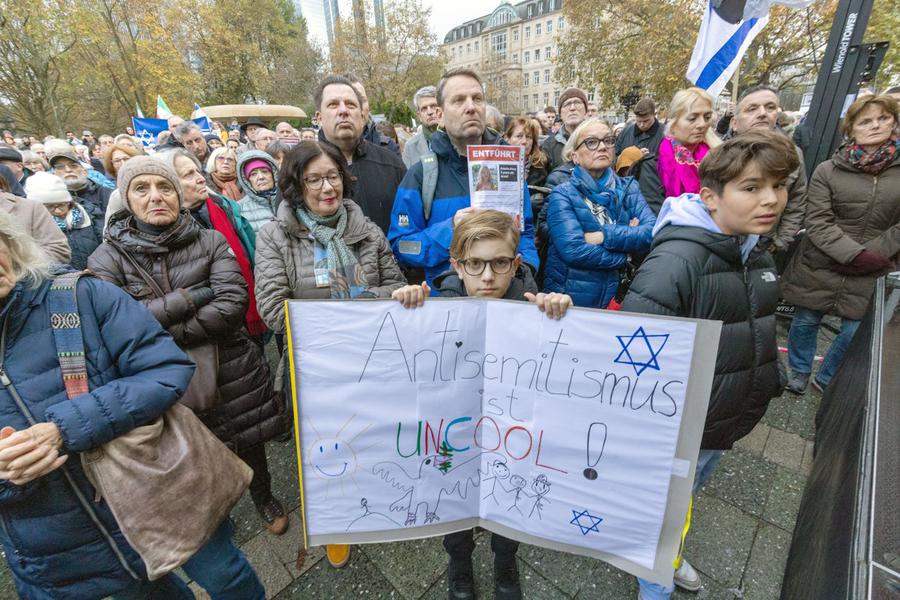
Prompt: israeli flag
<box><xmin>192</xmin><ymin>104</ymin><xmax>212</xmax><ymax>133</ymax></box>
<box><xmin>132</xmin><ymin>117</ymin><xmax>168</xmax><ymax>147</ymax></box>
<box><xmin>687</xmin><ymin>0</ymin><xmax>816</xmax><ymax>97</ymax></box>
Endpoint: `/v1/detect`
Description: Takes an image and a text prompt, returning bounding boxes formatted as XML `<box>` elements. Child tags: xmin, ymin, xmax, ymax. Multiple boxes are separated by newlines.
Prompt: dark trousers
<box><xmin>238</xmin><ymin>444</ymin><xmax>272</xmax><ymax>506</ymax></box>
<box><xmin>443</xmin><ymin>529</ymin><xmax>519</xmax><ymax>564</ymax></box>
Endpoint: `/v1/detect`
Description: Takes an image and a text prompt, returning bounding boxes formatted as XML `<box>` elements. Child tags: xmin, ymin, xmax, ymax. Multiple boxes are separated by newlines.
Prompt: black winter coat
<box><xmin>88</xmin><ymin>212</ymin><xmax>286</xmax><ymax>451</ymax></box>
<box><xmin>71</xmin><ymin>181</ymin><xmax>113</xmax><ymax>221</ymax></box>
<box><xmin>614</xmin><ymin>120</ymin><xmax>665</xmax><ymax>156</ymax></box>
<box><xmin>64</xmin><ymin>214</ymin><xmax>104</xmax><ymax>270</ymax></box>
<box><xmin>319</xmin><ymin>131</ymin><xmax>406</xmax><ymax>235</ymax></box>
<box><xmin>620</xmin><ymin>225</ymin><xmax>784</xmax><ymax>449</ymax></box>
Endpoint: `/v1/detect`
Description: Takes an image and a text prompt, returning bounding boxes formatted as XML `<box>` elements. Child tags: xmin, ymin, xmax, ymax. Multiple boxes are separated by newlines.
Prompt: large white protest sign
<box><xmin>286</xmin><ymin>299</ymin><xmax>720</xmax><ymax>585</ymax></box>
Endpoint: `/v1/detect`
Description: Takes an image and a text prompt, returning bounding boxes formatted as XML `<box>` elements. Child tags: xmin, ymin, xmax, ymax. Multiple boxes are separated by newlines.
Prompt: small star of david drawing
<box><xmin>614</xmin><ymin>326</ymin><xmax>670</xmax><ymax>376</ymax></box>
<box><xmin>570</xmin><ymin>509</ymin><xmax>603</xmax><ymax>535</ymax></box>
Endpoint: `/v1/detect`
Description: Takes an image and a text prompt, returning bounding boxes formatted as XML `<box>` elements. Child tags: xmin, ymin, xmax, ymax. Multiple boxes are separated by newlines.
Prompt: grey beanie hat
<box><xmin>117</xmin><ymin>155</ymin><xmax>183</xmax><ymax>211</ymax></box>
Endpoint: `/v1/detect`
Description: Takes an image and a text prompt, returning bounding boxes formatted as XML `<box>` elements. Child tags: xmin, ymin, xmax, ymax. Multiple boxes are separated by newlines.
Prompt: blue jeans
<box><xmin>637</xmin><ymin>449</ymin><xmax>724</xmax><ymax>600</ymax></box>
<box><xmin>787</xmin><ymin>306</ymin><xmax>860</xmax><ymax>387</ymax></box>
<box><xmin>113</xmin><ymin>519</ymin><xmax>265</xmax><ymax>600</ymax></box>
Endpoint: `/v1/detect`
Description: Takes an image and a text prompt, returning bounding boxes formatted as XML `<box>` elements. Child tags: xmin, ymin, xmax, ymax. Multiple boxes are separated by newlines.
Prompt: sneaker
<box><xmin>494</xmin><ymin>559</ymin><xmax>522</xmax><ymax>600</ymax></box>
<box><xmin>447</xmin><ymin>556</ymin><xmax>476</xmax><ymax>600</ymax></box>
<box><xmin>254</xmin><ymin>496</ymin><xmax>289</xmax><ymax>535</ymax></box>
<box><xmin>785</xmin><ymin>371</ymin><xmax>810</xmax><ymax>394</ymax></box>
<box><xmin>674</xmin><ymin>558</ymin><xmax>702</xmax><ymax>592</ymax></box>
<box><xmin>325</xmin><ymin>544</ymin><xmax>351</xmax><ymax>568</ymax></box>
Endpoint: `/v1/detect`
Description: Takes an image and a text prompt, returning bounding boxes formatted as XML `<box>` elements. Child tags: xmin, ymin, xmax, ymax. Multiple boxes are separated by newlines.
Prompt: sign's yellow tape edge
<box><xmin>284</xmin><ymin>300</ymin><xmax>308</xmax><ymax>550</ymax></box>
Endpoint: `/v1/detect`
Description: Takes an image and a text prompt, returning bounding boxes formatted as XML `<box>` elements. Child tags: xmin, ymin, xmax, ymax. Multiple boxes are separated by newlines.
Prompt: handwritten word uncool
<box><xmin>395</xmin><ymin>416</ymin><xmax>566</xmax><ymax>473</ymax></box>
<box><xmin>358</xmin><ymin>311</ymin><xmax>682</xmax><ymax>418</ymax></box>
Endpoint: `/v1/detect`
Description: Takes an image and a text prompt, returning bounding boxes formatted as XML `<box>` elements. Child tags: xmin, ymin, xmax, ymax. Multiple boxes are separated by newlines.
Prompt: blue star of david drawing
<box><xmin>570</xmin><ymin>509</ymin><xmax>603</xmax><ymax>535</ymax></box>
<box><xmin>614</xmin><ymin>326</ymin><xmax>669</xmax><ymax>376</ymax></box>
<box><xmin>137</xmin><ymin>129</ymin><xmax>155</xmax><ymax>146</ymax></box>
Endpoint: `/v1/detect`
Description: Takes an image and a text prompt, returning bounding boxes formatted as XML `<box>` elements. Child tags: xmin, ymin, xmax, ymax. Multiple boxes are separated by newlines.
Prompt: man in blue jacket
<box><xmin>388</xmin><ymin>68</ymin><xmax>539</xmax><ymax>287</ymax></box>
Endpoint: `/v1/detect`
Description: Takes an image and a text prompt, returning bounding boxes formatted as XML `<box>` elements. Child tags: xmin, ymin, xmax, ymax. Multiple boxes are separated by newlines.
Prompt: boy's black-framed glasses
<box><xmin>458</xmin><ymin>257</ymin><xmax>515</xmax><ymax>276</ymax></box>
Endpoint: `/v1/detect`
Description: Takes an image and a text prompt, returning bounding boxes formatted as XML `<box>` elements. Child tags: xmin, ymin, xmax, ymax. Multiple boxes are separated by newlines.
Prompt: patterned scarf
<box><xmin>53</xmin><ymin>204</ymin><xmax>85</xmax><ymax>232</ymax></box>
<box><xmin>656</xmin><ymin>137</ymin><xmax>709</xmax><ymax>199</ymax></box>
<box><xmin>294</xmin><ymin>203</ymin><xmax>368</xmax><ymax>299</ymax></box>
<box><xmin>842</xmin><ymin>134</ymin><xmax>899</xmax><ymax>175</ymax></box>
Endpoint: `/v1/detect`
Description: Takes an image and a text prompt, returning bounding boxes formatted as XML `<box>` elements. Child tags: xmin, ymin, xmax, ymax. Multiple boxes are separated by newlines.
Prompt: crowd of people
<box><xmin>0</xmin><ymin>68</ymin><xmax>897</xmax><ymax>600</ymax></box>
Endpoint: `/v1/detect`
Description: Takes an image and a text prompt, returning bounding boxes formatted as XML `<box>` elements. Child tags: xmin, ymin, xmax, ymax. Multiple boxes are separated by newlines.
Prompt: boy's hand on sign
<box><xmin>453</xmin><ymin>207</ymin><xmax>482</xmax><ymax>228</ymax></box>
<box><xmin>392</xmin><ymin>282</ymin><xmax>431</xmax><ymax>308</ymax></box>
<box><xmin>525</xmin><ymin>292</ymin><xmax>573</xmax><ymax>320</ymax></box>
<box><xmin>584</xmin><ymin>231</ymin><xmax>605</xmax><ymax>245</ymax></box>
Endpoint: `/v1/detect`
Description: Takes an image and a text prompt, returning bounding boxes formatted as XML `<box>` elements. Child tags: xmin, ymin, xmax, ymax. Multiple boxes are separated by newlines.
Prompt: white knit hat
<box><xmin>24</xmin><ymin>171</ymin><xmax>72</xmax><ymax>204</ymax></box>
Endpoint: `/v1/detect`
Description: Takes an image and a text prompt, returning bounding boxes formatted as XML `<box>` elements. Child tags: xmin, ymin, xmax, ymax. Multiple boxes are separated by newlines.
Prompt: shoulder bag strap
<box><xmin>47</xmin><ymin>272</ymin><xmax>91</xmax><ymax>400</ymax></box>
<box><xmin>107</xmin><ymin>240</ymin><xmax>167</xmax><ymax>298</ymax></box>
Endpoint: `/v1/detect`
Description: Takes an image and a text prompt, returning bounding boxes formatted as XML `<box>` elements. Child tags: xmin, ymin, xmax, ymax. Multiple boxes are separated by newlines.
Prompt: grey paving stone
<box><xmin>762</xmin><ymin>467</ymin><xmax>805</xmax><ymax>533</ymax></box>
<box><xmin>266</xmin><ymin>438</ymin><xmax>303</xmax><ymax>513</ymax></box>
<box><xmin>683</xmin><ymin>494</ymin><xmax>758</xmax><ymax>588</ymax></box>
<box><xmin>574</xmin><ymin>560</ymin><xmax>636</xmax><ymax>599</ymax></box>
<box><xmin>703</xmin><ymin>449</ymin><xmax>777</xmax><ymax>517</ymax></box>
<box><xmin>361</xmin><ymin>536</ymin><xmax>449</xmax><ymax>599</ymax></box>
<box><xmin>786</xmin><ymin>393</ymin><xmax>819</xmax><ymax>440</ymax></box>
<box><xmin>0</xmin><ymin>558</ymin><xmax>16</xmax><ymax>598</ymax></box>
<box><xmin>673</xmin><ymin>578</ymin><xmax>743</xmax><ymax>600</ymax></box>
<box><xmin>243</xmin><ymin>532</ymin><xmax>296</xmax><ymax>599</ymax></box>
<box><xmin>762</xmin><ymin>428</ymin><xmax>805</xmax><ymax>472</ymax></box>
<box><xmin>742</xmin><ymin>523</ymin><xmax>792</xmax><ymax>600</ymax></box>
<box><xmin>255</xmin><ymin>510</ymin><xmax>325</xmax><ymax>578</ymax></box>
<box><xmin>232</xmin><ymin>492</ymin><xmax>267</xmax><ymax>545</ymax></box>
<box><xmin>516</xmin><ymin>543</ymin><xmax>599</xmax><ymax>596</ymax></box>
<box><xmin>760</xmin><ymin>398</ymin><xmax>791</xmax><ymax>431</ymax></box>
<box><xmin>273</xmin><ymin>551</ymin><xmax>400</xmax><ymax>599</ymax></box>
<box><xmin>733</xmin><ymin>422</ymin><xmax>770</xmax><ymax>456</ymax></box>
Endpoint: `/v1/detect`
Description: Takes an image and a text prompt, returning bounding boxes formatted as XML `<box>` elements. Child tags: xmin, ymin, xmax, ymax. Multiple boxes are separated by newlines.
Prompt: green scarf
<box><xmin>294</xmin><ymin>203</ymin><xmax>367</xmax><ymax>299</ymax></box>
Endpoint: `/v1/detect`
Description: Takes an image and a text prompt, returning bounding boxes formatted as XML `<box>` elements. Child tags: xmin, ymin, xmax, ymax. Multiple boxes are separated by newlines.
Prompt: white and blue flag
<box><xmin>131</xmin><ymin>116</ymin><xmax>214</xmax><ymax>147</ymax></box>
<box><xmin>687</xmin><ymin>0</ymin><xmax>816</xmax><ymax>97</ymax></box>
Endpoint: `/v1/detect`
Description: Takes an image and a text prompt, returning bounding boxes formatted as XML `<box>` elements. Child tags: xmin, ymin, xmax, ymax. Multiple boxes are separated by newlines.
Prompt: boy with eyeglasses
<box><xmin>392</xmin><ymin>210</ymin><xmax>571</xmax><ymax>600</ymax></box>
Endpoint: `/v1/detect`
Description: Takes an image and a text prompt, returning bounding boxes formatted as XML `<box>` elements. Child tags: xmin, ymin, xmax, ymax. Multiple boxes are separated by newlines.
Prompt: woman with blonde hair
<box><xmin>637</xmin><ymin>87</ymin><xmax>721</xmax><ymax>213</ymax></box>
<box><xmin>205</xmin><ymin>147</ymin><xmax>242</xmax><ymax>202</ymax></box>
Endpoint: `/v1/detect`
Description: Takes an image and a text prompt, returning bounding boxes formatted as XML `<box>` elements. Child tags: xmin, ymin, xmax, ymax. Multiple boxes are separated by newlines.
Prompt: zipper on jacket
<box><xmin>742</xmin><ymin>264</ymin><xmax>758</xmax><ymax>373</ymax></box>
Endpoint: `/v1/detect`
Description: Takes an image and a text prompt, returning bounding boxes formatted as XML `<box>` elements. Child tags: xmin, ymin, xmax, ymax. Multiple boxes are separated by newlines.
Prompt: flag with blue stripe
<box><xmin>131</xmin><ymin>116</ymin><xmax>214</xmax><ymax>147</ymax></box>
<box><xmin>687</xmin><ymin>0</ymin><xmax>816</xmax><ymax>97</ymax></box>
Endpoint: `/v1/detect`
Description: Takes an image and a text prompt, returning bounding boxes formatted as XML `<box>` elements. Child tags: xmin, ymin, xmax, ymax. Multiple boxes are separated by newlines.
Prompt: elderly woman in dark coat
<box><xmin>88</xmin><ymin>156</ymin><xmax>291</xmax><ymax>535</ymax></box>
<box><xmin>0</xmin><ymin>209</ymin><xmax>265</xmax><ymax>599</ymax></box>
<box><xmin>782</xmin><ymin>94</ymin><xmax>900</xmax><ymax>394</ymax></box>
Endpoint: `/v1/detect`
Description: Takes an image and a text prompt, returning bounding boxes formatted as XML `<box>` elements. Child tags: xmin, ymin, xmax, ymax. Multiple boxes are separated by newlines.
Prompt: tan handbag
<box><xmin>48</xmin><ymin>272</ymin><xmax>253</xmax><ymax>580</ymax></box>
<box><xmin>108</xmin><ymin>240</ymin><xmax>221</xmax><ymax>413</ymax></box>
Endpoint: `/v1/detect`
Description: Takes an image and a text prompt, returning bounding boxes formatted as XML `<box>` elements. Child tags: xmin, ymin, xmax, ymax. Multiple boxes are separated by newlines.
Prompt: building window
<box><xmin>533</xmin><ymin>93</ymin><xmax>539</xmax><ymax>107</ymax></box>
<box><xmin>524</xmin><ymin>50</ymin><xmax>530</xmax><ymax>64</ymax></box>
<box><xmin>546</xmin><ymin>46</ymin><xmax>552</xmax><ymax>60</ymax></box>
<box><xmin>553</xmin><ymin>89</ymin><xmax>560</xmax><ymax>105</ymax></box>
<box><xmin>534</xmin><ymin>48</ymin><xmax>540</xmax><ymax>61</ymax></box>
<box><xmin>588</xmin><ymin>90</ymin><xmax>596</xmax><ymax>102</ymax></box>
<box><xmin>538</xmin><ymin>1</ymin><xmax>544</xmax><ymax>14</ymax></box>
<box><xmin>474</xmin><ymin>40</ymin><xmax>479</xmax><ymax>52</ymax></box>
<box><xmin>525</xmin><ymin>26</ymin><xmax>531</xmax><ymax>39</ymax></box>
<box><xmin>558</xmin><ymin>17</ymin><xmax>565</xmax><ymax>31</ymax></box>
<box><xmin>513</xmin><ymin>53</ymin><xmax>519</xmax><ymax>63</ymax></box>
<box><xmin>491</xmin><ymin>32</ymin><xmax>507</xmax><ymax>60</ymax></box>
<box><xmin>535</xmin><ymin>23</ymin><xmax>542</xmax><ymax>36</ymax></box>
<box><xmin>543</xmin><ymin>92</ymin><xmax>549</xmax><ymax>106</ymax></box>
<box><xmin>466</xmin><ymin>43</ymin><xmax>471</xmax><ymax>54</ymax></box>
<box><xmin>533</xmin><ymin>71</ymin><xmax>539</xmax><ymax>85</ymax></box>
<box><xmin>513</xmin><ymin>29</ymin><xmax>519</xmax><ymax>42</ymax></box>
<box><xmin>523</xmin><ymin>73</ymin><xmax>529</xmax><ymax>87</ymax></box>
<box><xmin>544</xmin><ymin>69</ymin><xmax>550</xmax><ymax>83</ymax></box>
<box><xmin>547</xmin><ymin>20</ymin><xmax>552</xmax><ymax>33</ymax></box>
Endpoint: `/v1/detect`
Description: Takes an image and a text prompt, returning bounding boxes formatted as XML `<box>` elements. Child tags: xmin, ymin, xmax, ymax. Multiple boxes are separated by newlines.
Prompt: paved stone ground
<box><xmin>0</xmin><ymin>319</ymin><xmax>834</xmax><ymax>599</ymax></box>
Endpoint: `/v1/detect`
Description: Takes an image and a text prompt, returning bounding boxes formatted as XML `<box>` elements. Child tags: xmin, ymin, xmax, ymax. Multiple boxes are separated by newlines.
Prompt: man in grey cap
<box><xmin>0</xmin><ymin>146</ymin><xmax>29</xmax><ymax>186</ymax></box>
<box><xmin>48</xmin><ymin>146</ymin><xmax>112</xmax><ymax>221</ymax></box>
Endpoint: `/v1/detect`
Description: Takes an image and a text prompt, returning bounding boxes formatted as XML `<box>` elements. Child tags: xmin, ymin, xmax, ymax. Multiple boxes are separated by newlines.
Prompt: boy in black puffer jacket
<box><xmin>391</xmin><ymin>210</ymin><xmax>572</xmax><ymax>600</ymax></box>
<box><xmin>622</xmin><ymin>129</ymin><xmax>799</xmax><ymax>600</ymax></box>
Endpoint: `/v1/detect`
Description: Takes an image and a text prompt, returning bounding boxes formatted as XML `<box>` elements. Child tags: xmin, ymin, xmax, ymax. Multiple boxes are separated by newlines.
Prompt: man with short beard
<box><xmin>728</xmin><ymin>84</ymin><xmax>807</xmax><ymax>261</ymax></box>
<box><xmin>47</xmin><ymin>147</ymin><xmax>112</xmax><ymax>221</ymax></box>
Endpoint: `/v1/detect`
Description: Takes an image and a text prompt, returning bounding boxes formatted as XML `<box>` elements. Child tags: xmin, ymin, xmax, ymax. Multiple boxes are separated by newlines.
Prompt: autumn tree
<box><xmin>329</xmin><ymin>0</ymin><xmax>446</xmax><ymax>117</ymax></box>
<box><xmin>0</xmin><ymin>4</ymin><xmax>74</xmax><ymax>134</ymax></box>
<box><xmin>864</xmin><ymin>0</ymin><xmax>899</xmax><ymax>90</ymax></box>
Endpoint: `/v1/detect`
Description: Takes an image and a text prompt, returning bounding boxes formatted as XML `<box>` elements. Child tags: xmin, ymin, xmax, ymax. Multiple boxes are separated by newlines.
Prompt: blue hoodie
<box><xmin>654</xmin><ymin>193</ymin><xmax>759</xmax><ymax>263</ymax></box>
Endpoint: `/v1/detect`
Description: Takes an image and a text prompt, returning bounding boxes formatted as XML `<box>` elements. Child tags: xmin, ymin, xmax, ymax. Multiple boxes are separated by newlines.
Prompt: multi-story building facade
<box><xmin>441</xmin><ymin>0</ymin><xmax>567</xmax><ymax>115</ymax></box>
